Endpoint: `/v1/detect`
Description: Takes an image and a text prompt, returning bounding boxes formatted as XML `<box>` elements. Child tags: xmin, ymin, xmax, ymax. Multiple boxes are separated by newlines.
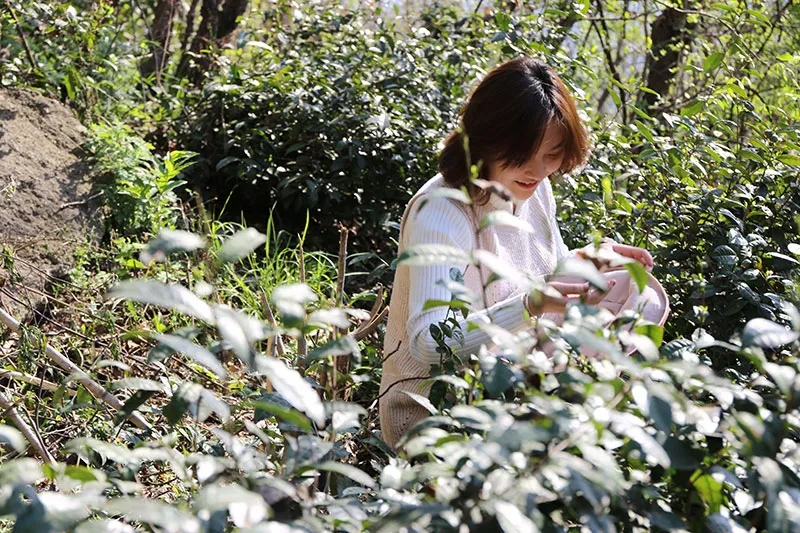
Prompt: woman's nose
<box><xmin>526</xmin><ymin>157</ymin><xmax>547</xmax><ymax>179</ymax></box>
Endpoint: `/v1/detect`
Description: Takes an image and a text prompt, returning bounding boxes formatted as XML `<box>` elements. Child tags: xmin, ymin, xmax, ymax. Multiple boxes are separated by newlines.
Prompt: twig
<box><xmin>57</xmin><ymin>191</ymin><xmax>104</xmax><ymax>212</ymax></box>
<box><xmin>0</xmin><ymin>288</ymin><xmax>111</xmax><ymax>347</ymax></box>
<box><xmin>333</xmin><ymin>227</ymin><xmax>349</xmax><ymax>397</ymax></box>
<box><xmin>377</xmin><ymin>375</ymin><xmax>430</xmax><ymax>401</ymax></box>
<box><xmin>352</xmin><ymin>286</ymin><xmax>388</xmax><ymax>342</ymax></box>
<box><xmin>0</xmin><ymin>389</ymin><xmax>56</xmax><ymax>464</ymax></box>
<box><xmin>591</xmin><ymin>0</ymin><xmax>628</xmax><ymax>124</ymax></box>
<box><xmin>297</xmin><ymin>240</ymin><xmax>308</xmax><ymax>364</ymax></box>
<box><xmin>260</xmin><ymin>292</ymin><xmax>286</xmax><ymax>358</ymax></box>
<box><xmin>0</xmin><ymin>305</ymin><xmax>151</xmax><ymax>431</ymax></box>
<box><xmin>4</xmin><ymin>0</ymin><xmax>36</xmax><ymax>72</ymax></box>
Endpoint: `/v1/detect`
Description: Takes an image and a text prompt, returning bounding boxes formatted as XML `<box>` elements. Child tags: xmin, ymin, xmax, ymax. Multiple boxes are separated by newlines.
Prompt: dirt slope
<box><xmin>0</xmin><ymin>88</ymin><xmax>101</xmax><ymax>316</ymax></box>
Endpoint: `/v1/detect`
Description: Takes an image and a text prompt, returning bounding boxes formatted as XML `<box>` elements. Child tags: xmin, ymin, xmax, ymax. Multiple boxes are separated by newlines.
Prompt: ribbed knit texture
<box><xmin>379</xmin><ymin>175</ymin><xmax>569</xmax><ymax>447</ymax></box>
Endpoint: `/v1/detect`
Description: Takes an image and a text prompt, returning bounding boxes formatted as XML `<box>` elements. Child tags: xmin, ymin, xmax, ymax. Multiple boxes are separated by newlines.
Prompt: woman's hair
<box><xmin>439</xmin><ymin>57</ymin><xmax>590</xmax><ymax>202</ymax></box>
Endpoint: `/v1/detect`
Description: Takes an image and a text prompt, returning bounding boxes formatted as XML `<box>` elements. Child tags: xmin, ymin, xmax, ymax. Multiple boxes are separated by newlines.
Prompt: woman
<box><xmin>379</xmin><ymin>58</ymin><xmax>659</xmax><ymax>448</ymax></box>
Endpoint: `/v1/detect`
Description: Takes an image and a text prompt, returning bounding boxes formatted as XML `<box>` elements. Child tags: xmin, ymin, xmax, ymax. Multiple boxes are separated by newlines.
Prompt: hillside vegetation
<box><xmin>0</xmin><ymin>0</ymin><xmax>799</xmax><ymax>531</ymax></box>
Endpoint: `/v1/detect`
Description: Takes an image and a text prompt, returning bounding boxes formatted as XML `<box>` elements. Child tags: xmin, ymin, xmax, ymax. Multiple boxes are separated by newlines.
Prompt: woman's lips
<box><xmin>515</xmin><ymin>180</ymin><xmax>539</xmax><ymax>190</ymax></box>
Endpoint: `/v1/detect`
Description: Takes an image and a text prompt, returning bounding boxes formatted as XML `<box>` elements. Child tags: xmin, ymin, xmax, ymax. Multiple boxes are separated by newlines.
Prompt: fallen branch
<box><xmin>0</xmin><ymin>306</ymin><xmax>151</xmax><ymax>432</ymax></box>
<box><xmin>0</xmin><ymin>369</ymin><xmax>61</xmax><ymax>392</ymax></box>
<box><xmin>0</xmin><ymin>388</ymin><xmax>56</xmax><ymax>465</ymax></box>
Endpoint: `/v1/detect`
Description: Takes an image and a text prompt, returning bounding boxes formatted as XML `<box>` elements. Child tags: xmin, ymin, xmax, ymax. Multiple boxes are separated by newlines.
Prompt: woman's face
<box><xmin>487</xmin><ymin>123</ymin><xmax>565</xmax><ymax>201</ymax></box>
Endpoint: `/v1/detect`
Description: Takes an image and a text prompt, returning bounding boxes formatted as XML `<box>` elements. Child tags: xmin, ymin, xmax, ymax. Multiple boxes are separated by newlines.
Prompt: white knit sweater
<box><xmin>379</xmin><ymin>174</ymin><xmax>569</xmax><ymax>447</ymax></box>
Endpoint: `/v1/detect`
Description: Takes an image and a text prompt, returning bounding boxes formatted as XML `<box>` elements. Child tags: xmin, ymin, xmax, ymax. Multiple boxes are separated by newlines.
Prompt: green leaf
<box><xmin>553</xmin><ymin>257</ymin><xmax>607</xmax><ymax>291</ymax></box>
<box><xmin>400</xmin><ymin>391</ymin><xmax>438</xmax><ymax>415</ymax></box>
<box><xmin>417</xmin><ymin>187</ymin><xmax>472</xmax><ymax>208</ymax></box>
<box><xmin>307</xmin><ymin>461</ymin><xmax>376</xmax><ymax>489</ymax></box>
<box><xmin>777</xmin><ymin>155</ymin><xmax>800</xmax><ymax>166</ymax></box>
<box><xmin>682</xmin><ymin>99</ymin><xmax>705</xmax><ymax>117</ymax></box>
<box><xmin>252</xmin><ymin>400</ymin><xmax>313</xmax><ymax>432</ymax></box>
<box><xmin>767</xmin><ymin>251</ymin><xmax>800</xmax><ymax>270</ymax></box>
<box><xmin>65</xmin><ymin>438</ymin><xmax>136</xmax><ymax>465</ymax></box>
<box><xmin>165</xmin><ymin>382</ymin><xmax>230</xmax><ymax>424</ymax></box>
<box><xmin>648</xmin><ymin>395</ymin><xmax>673</xmax><ymax>432</ymax></box>
<box><xmin>271</xmin><ymin>283</ymin><xmax>317</xmax><ymax>328</ymax></box>
<box><xmin>255</xmin><ymin>355</ymin><xmax>325</xmax><ymax>426</ymax></box>
<box><xmin>711</xmin><ymin>245</ymin><xmax>737</xmax><ymax>267</ymax></box>
<box><xmin>705</xmin><ymin>514</ymin><xmax>749</xmax><ymax>533</ymax></box>
<box><xmin>0</xmin><ymin>425</ymin><xmax>26</xmax><ymax>453</ymax></box>
<box><xmin>762</xmin><ymin>362</ymin><xmax>797</xmax><ymax>396</ymax></box>
<box><xmin>422</xmin><ymin>299</ymin><xmax>469</xmax><ymax>311</ymax></box>
<box><xmin>621</xmin><ymin>332</ymin><xmax>659</xmax><ymax>361</ymax></box>
<box><xmin>110</xmin><ymin>378</ymin><xmax>166</xmax><ymax>392</ymax></box>
<box><xmin>103</xmin><ymin>498</ymin><xmax>199</xmax><ymax>531</ymax></box>
<box><xmin>741</xmin><ymin>318</ymin><xmax>799</xmax><ymax>348</ymax></box>
<box><xmin>624</xmin><ymin>261</ymin><xmax>649</xmax><ymax>293</ymax></box>
<box><xmin>615</xmin><ymin>422</ymin><xmax>670</xmax><ymax>467</ymax></box>
<box><xmin>63</xmin><ymin>466</ymin><xmax>104</xmax><ymax>483</ymax></box>
<box><xmin>429</xmin><ymin>374</ymin><xmax>470</xmax><ymax>390</ymax></box>
<box><xmin>213</xmin><ymin>305</ymin><xmax>255</xmax><ymax>366</ymax></box>
<box><xmin>218</xmin><ymin>228</ymin><xmax>267</xmax><ymax>262</ymax></box>
<box><xmin>703</xmin><ymin>52</ymin><xmax>725</xmax><ymax>71</ymax></box>
<box><xmin>155</xmin><ymin>333</ymin><xmax>227</xmax><ymax>378</ymax></box>
<box><xmin>691</xmin><ymin>471</ymin><xmax>724</xmax><ymax>513</ymax></box>
<box><xmin>115</xmin><ymin>390</ymin><xmax>157</xmax><ymax>426</ymax></box>
<box><xmin>109</xmin><ymin>281</ymin><xmax>214</xmax><ymax>324</ymax></box>
<box><xmin>473</xmin><ymin>249</ymin><xmax>533</xmax><ymax>290</ymax></box>
<box><xmin>495</xmin><ymin>501</ymin><xmax>539</xmax><ymax>533</ymax></box>
<box><xmin>479</xmin><ymin>210</ymin><xmax>534</xmax><ymax>233</ymax></box>
<box><xmin>495</xmin><ymin>12</ymin><xmax>512</xmax><ymax>32</ymax></box>
<box><xmin>195</xmin><ymin>484</ymin><xmax>269</xmax><ymax>527</ymax></box>
<box><xmin>396</xmin><ymin>244</ymin><xmax>471</xmax><ymax>266</ymax></box>
<box><xmin>307</xmin><ymin>335</ymin><xmax>360</xmax><ymax>361</ymax></box>
<box><xmin>140</xmin><ymin>229</ymin><xmax>205</xmax><ymax>264</ymax></box>
<box><xmin>480</xmin><ymin>354</ymin><xmax>517</xmax><ymax>396</ymax></box>
<box><xmin>15</xmin><ymin>492</ymin><xmax>91</xmax><ymax>532</ymax></box>
<box><xmin>75</xmin><ymin>519</ymin><xmax>136</xmax><ymax>533</ymax></box>
<box><xmin>635</xmin><ymin>323</ymin><xmax>664</xmax><ymax>347</ymax></box>
<box><xmin>663</xmin><ymin>437</ymin><xmax>702</xmax><ymax>470</ymax></box>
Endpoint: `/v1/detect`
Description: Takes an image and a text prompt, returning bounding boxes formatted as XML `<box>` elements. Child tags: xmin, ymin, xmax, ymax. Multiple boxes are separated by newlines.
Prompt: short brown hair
<box><xmin>439</xmin><ymin>58</ymin><xmax>590</xmax><ymax>203</ymax></box>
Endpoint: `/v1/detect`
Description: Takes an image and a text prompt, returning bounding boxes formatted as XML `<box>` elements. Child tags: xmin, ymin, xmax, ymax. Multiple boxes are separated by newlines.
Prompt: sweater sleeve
<box><xmin>404</xmin><ymin>196</ymin><xmax>529</xmax><ymax>366</ymax></box>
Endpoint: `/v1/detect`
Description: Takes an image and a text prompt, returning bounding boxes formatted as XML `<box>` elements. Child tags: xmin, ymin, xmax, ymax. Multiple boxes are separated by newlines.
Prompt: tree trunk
<box><xmin>218</xmin><ymin>0</ymin><xmax>249</xmax><ymax>41</ymax></box>
<box><xmin>176</xmin><ymin>0</ymin><xmax>220</xmax><ymax>83</ymax></box>
<box><xmin>139</xmin><ymin>0</ymin><xmax>177</xmax><ymax>80</ymax></box>
<box><xmin>641</xmin><ymin>6</ymin><xmax>697</xmax><ymax>112</ymax></box>
<box><xmin>177</xmin><ymin>0</ymin><xmax>248</xmax><ymax>84</ymax></box>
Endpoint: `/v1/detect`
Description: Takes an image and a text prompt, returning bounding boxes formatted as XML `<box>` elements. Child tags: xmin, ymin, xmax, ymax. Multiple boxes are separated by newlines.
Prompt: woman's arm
<box><xmin>404</xmin><ymin>196</ymin><xmax>530</xmax><ymax>366</ymax></box>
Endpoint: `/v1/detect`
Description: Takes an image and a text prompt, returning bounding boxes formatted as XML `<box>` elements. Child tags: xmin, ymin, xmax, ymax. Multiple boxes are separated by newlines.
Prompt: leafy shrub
<box><xmin>86</xmin><ymin>123</ymin><xmax>194</xmax><ymax>234</ymax></box>
<box><xmin>2</xmin><ymin>227</ymin><xmax>800</xmax><ymax>532</ymax></box>
<box><xmin>170</xmin><ymin>2</ymin><xmax>507</xmax><ymax>254</ymax></box>
<box><xmin>557</xmin><ymin>97</ymin><xmax>800</xmax><ymax>366</ymax></box>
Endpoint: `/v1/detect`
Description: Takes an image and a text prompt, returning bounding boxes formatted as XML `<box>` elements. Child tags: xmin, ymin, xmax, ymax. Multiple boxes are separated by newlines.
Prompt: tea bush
<box><xmin>1</xmin><ymin>228</ymin><xmax>799</xmax><ymax>531</ymax></box>
<box><xmin>170</xmin><ymin>2</ymin><xmax>497</xmax><ymax>256</ymax></box>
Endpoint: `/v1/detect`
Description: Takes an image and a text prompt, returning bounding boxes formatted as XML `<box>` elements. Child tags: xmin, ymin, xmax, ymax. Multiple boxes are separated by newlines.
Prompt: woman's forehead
<box><xmin>542</xmin><ymin>122</ymin><xmax>567</xmax><ymax>148</ymax></box>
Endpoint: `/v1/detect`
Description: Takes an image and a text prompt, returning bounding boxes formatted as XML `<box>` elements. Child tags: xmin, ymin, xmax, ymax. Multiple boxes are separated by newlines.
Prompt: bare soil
<box><xmin>0</xmin><ymin>88</ymin><xmax>101</xmax><ymax>316</ymax></box>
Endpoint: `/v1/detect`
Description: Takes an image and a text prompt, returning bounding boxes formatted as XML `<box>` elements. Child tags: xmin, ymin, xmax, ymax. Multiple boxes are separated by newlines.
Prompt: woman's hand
<box><xmin>525</xmin><ymin>280</ymin><xmax>615</xmax><ymax>315</ymax></box>
<box><xmin>601</xmin><ymin>240</ymin><xmax>653</xmax><ymax>271</ymax></box>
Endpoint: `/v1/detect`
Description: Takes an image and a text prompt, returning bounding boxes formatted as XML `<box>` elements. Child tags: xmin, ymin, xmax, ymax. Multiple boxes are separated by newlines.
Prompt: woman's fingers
<box><xmin>611</xmin><ymin>242</ymin><xmax>654</xmax><ymax>270</ymax></box>
<box><xmin>549</xmin><ymin>281</ymin><xmax>590</xmax><ymax>296</ymax></box>
<box><xmin>583</xmin><ymin>283</ymin><xmax>612</xmax><ymax>305</ymax></box>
